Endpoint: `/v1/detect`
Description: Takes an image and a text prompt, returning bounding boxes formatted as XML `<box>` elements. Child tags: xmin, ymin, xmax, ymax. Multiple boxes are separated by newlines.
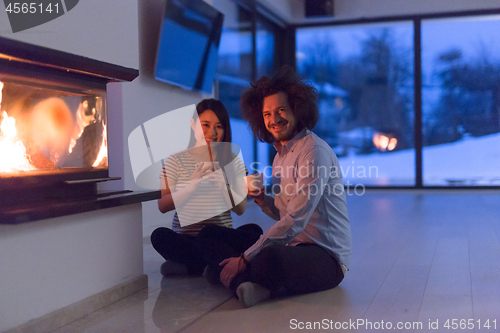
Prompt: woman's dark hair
<box><xmin>188</xmin><ymin>99</ymin><xmax>237</xmax><ymax>175</ymax></box>
<box><xmin>191</xmin><ymin>98</ymin><xmax>232</xmax><ymax>144</ymax></box>
<box><xmin>240</xmin><ymin>66</ymin><xmax>318</xmax><ymax>143</ymax></box>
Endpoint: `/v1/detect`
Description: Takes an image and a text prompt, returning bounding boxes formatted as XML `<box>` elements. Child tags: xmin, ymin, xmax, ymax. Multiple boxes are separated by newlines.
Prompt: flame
<box><xmin>0</xmin><ymin>81</ymin><xmax>34</xmax><ymax>172</ymax></box>
<box><xmin>0</xmin><ymin>80</ymin><xmax>106</xmax><ymax>172</ymax></box>
<box><xmin>373</xmin><ymin>133</ymin><xmax>397</xmax><ymax>152</ymax></box>
<box><xmin>92</xmin><ymin>123</ymin><xmax>107</xmax><ymax>167</ymax></box>
<box><xmin>0</xmin><ymin>111</ymin><xmax>35</xmax><ymax>173</ymax></box>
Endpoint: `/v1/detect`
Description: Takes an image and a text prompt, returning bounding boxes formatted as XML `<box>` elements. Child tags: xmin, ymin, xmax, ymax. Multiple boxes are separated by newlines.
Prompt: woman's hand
<box><xmin>191</xmin><ymin>162</ymin><xmax>213</xmax><ymax>180</ymax></box>
<box><xmin>219</xmin><ymin>256</ymin><xmax>246</xmax><ymax>288</ymax></box>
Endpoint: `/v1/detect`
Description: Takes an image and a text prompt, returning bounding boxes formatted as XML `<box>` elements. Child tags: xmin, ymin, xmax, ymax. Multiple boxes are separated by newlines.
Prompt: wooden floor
<box><xmin>53</xmin><ymin>191</ymin><xmax>500</xmax><ymax>333</ymax></box>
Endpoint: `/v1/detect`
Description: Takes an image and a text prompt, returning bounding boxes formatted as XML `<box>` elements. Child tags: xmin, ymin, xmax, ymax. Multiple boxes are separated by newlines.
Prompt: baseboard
<box><xmin>7</xmin><ymin>274</ymin><xmax>148</xmax><ymax>333</ymax></box>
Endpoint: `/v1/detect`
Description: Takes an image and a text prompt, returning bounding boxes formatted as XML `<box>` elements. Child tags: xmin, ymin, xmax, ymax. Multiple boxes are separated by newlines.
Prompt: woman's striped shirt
<box><xmin>161</xmin><ymin>149</ymin><xmax>245</xmax><ymax>236</ymax></box>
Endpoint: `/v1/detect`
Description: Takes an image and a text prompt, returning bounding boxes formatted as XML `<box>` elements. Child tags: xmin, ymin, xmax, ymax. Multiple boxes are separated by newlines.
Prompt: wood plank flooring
<box><xmin>51</xmin><ymin>191</ymin><xmax>500</xmax><ymax>333</ymax></box>
<box><xmin>182</xmin><ymin>191</ymin><xmax>500</xmax><ymax>333</ymax></box>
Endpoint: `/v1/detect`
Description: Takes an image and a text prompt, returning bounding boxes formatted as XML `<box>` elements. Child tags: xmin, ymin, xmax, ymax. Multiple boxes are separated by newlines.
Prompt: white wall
<box><xmin>0</xmin><ymin>204</ymin><xmax>143</xmax><ymax>332</ymax></box>
<box><xmin>259</xmin><ymin>0</ymin><xmax>500</xmax><ymax>23</ymax></box>
<box><xmin>0</xmin><ymin>0</ymin><xmax>139</xmax><ymax>69</ymax></box>
<box><xmin>257</xmin><ymin>0</ymin><xmax>297</xmax><ymax>22</ymax></box>
<box><xmin>332</xmin><ymin>0</ymin><xmax>500</xmax><ymax>19</ymax></box>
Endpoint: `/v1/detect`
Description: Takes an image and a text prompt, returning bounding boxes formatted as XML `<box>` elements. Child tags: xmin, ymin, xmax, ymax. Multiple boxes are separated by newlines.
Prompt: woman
<box><xmin>151</xmin><ymin>99</ymin><xmax>262</xmax><ymax>277</ymax></box>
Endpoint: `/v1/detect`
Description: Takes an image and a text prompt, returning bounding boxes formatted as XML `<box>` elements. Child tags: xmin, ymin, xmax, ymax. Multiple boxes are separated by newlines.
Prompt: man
<box><xmin>197</xmin><ymin>67</ymin><xmax>351</xmax><ymax>307</ymax></box>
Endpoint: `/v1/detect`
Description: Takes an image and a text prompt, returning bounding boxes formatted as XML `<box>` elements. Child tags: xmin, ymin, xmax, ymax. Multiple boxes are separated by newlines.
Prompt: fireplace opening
<box><xmin>0</xmin><ymin>80</ymin><xmax>107</xmax><ymax>175</ymax></box>
<box><xmin>0</xmin><ymin>36</ymin><xmax>142</xmax><ymax>223</ymax></box>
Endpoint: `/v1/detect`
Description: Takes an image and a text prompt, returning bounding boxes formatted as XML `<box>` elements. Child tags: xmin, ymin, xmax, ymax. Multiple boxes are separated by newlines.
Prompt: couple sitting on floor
<box><xmin>151</xmin><ymin>67</ymin><xmax>352</xmax><ymax>308</ymax></box>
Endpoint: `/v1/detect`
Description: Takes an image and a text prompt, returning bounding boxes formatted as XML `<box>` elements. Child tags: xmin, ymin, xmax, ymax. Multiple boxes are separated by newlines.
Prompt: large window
<box><xmin>422</xmin><ymin>15</ymin><xmax>500</xmax><ymax>186</ymax></box>
<box><xmin>296</xmin><ymin>11</ymin><xmax>500</xmax><ymax>188</ymax></box>
<box><xmin>297</xmin><ymin>22</ymin><xmax>415</xmax><ymax>186</ymax></box>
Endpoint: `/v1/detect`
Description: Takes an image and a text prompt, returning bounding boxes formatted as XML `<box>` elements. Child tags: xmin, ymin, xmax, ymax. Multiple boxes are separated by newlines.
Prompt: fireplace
<box><xmin>0</xmin><ymin>36</ymin><xmax>158</xmax><ymax>223</ymax></box>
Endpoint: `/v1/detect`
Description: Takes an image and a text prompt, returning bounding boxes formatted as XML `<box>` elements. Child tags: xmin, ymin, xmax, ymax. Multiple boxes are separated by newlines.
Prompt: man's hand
<box><xmin>247</xmin><ymin>189</ymin><xmax>265</xmax><ymax>205</ymax></box>
<box><xmin>219</xmin><ymin>256</ymin><xmax>246</xmax><ymax>288</ymax></box>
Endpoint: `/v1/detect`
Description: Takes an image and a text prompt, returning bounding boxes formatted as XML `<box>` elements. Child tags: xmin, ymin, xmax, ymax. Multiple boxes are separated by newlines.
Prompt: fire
<box><xmin>0</xmin><ymin>81</ymin><xmax>34</xmax><ymax>172</ymax></box>
<box><xmin>0</xmin><ymin>111</ymin><xmax>35</xmax><ymax>173</ymax></box>
<box><xmin>92</xmin><ymin>123</ymin><xmax>107</xmax><ymax>167</ymax></box>
<box><xmin>373</xmin><ymin>133</ymin><xmax>397</xmax><ymax>152</ymax></box>
<box><xmin>0</xmin><ymin>80</ymin><xmax>107</xmax><ymax>172</ymax></box>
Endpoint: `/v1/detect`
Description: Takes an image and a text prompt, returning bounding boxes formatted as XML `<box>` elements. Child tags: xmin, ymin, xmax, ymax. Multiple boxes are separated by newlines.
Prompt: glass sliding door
<box><xmin>296</xmin><ymin>22</ymin><xmax>415</xmax><ymax>186</ymax></box>
<box><xmin>422</xmin><ymin>15</ymin><xmax>500</xmax><ymax>186</ymax></box>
